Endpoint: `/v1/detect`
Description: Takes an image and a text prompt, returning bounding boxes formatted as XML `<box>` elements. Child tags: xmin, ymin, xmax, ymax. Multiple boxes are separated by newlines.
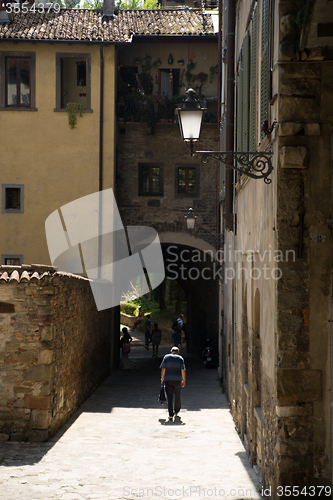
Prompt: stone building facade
<box><xmin>0</xmin><ymin>266</ymin><xmax>115</xmax><ymax>441</ymax></box>
<box><xmin>116</xmin><ymin>121</ymin><xmax>221</xmax><ymax>354</ymax></box>
<box><xmin>221</xmin><ymin>0</ymin><xmax>333</xmax><ymax>493</ymax></box>
<box><xmin>115</xmin><ymin>28</ymin><xmax>221</xmax><ymax>355</ymax></box>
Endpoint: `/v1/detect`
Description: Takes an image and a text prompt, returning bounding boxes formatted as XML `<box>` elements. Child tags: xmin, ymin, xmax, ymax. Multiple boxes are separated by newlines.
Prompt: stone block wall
<box><xmin>0</xmin><ymin>267</ymin><xmax>113</xmax><ymax>442</ymax></box>
<box><xmin>226</xmin><ymin>0</ymin><xmax>333</xmax><ymax>494</ymax></box>
<box><xmin>116</xmin><ymin>123</ymin><xmax>218</xmax><ymax>235</ymax></box>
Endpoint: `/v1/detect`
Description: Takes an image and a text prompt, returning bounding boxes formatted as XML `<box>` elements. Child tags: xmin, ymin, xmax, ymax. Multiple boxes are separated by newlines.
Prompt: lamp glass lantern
<box><xmin>185</xmin><ymin>208</ymin><xmax>197</xmax><ymax>230</ymax></box>
<box><xmin>177</xmin><ymin>88</ymin><xmax>206</xmax><ymax>143</ymax></box>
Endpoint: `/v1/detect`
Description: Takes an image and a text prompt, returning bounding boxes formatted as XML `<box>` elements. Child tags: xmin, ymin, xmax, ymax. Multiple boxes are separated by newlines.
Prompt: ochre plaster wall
<box><xmin>0</xmin><ymin>42</ymin><xmax>116</xmax><ymax>265</ymax></box>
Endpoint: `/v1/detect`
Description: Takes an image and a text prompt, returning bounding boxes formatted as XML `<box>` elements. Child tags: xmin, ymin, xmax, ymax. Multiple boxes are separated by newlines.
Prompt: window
<box><xmin>55</xmin><ymin>53</ymin><xmax>91</xmax><ymax>111</ymax></box>
<box><xmin>249</xmin><ymin>3</ymin><xmax>258</xmax><ymax>151</ymax></box>
<box><xmin>0</xmin><ymin>52</ymin><xmax>36</xmax><ymax>110</ymax></box>
<box><xmin>260</xmin><ymin>0</ymin><xmax>270</xmax><ymax>140</ymax></box>
<box><xmin>235</xmin><ymin>3</ymin><xmax>258</xmax><ymax>180</ymax></box>
<box><xmin>158</xmin><ymin>69</ymin><xmax>181</xmax><ymax>97</ymax></box>
<box><xmin>1</xmin><ymin>255</ymin><xmax>23</xmax><ymax>266</ymax></box>
<box><xmin>175</xmin><ymin>166</ymin><xmax>199</xmax><ymax>197</ymax></box>
<box><xmin>6</xmin><ymin>57</ymin><xmax>30</xmax><ymax>106</ymax></box>
<box><xmin>2</xmin><ymin>184</ymin><xmax>24</xmax><ymax>213</ymax></box>
<box><xmin>138</xmin><ymin>164</ymin><xmax>163</xmax><ymax>196</ymax></box>
<box><xmin>236</xmin><ymin>32</ymin><xmax>250</xmax><ymax>181</ymax></box>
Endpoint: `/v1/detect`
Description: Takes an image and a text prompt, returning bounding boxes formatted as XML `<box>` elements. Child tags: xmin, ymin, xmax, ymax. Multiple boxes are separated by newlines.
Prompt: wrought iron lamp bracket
<box><xmin>194</xmin><ymin>151</ymin><xmax>273</xmax><ymax>184</ymax></box>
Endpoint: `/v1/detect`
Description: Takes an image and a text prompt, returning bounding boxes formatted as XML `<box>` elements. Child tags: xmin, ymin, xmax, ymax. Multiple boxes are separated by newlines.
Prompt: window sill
<box><xmin>2</xmin><ymin>210</ymin><xmax>24</xmax><ymax>214</ymax></box>
<box><xmin>138</xmin><ymin>193</ymin><xmax>163</xmax><ymax>197</ymax></box>
<box><xmin>54</xmin><ymin>108</ymin><xmax>93</xmax><ymax>113</ymax></box>
<box><xmin>0</xmin><ymin>107</ymin><xmax>37</xmax><ymax>111</ymax></box>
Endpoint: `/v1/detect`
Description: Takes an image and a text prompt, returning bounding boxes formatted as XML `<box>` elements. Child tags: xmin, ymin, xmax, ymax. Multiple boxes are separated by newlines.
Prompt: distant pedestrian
<box><xmin>120</xmin><ymin>327</ymin><xmax>132</xmax><ymax>370</ymax></box>
<box><xmin>151</xmin><ymin>323</ymin><xmax>161</xmax><ymax>358</ymax></box>
<box><xmin>160</xmin><ymin>346</ymin><xmax>186</xmax><ymax>421</ymax></box>
<box><xmin>134</xmin><ymin>306</ymin><xmax>144</xmax><ymax>329</ymax></box>
<box><xmin>144</xmin><ymin>314</ymin><xmax>152</xmax><ymax>350</ymax></box>
<box><xmin>172</xmin><ymin>313</ymin><xmax>184</xmax><ymax>347</ymax></box>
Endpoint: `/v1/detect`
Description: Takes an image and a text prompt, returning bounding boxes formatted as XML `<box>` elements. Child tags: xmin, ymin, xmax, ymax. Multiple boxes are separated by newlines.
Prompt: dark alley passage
<box><xmin>0</xmin><ymin>335</ymin><xmax>261</xmax><ymax>500</ymax></box>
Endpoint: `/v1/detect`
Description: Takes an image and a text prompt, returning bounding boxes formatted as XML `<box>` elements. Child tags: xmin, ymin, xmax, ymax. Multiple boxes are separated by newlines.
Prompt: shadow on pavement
<box><xmin>0</xmin><ymin>336</ymin><xmax>227</xmax><ymax>469</ymax></box>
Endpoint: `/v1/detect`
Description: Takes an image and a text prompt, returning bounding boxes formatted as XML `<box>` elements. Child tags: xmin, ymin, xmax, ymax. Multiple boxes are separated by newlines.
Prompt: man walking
<box><xmin>160</xmin><ymin>346</ymin><xmax>186</xmax><ymax>421</ymax></box>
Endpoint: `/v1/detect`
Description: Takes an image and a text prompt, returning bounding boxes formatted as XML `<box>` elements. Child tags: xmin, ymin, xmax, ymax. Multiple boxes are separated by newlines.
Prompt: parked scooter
<box><xmin>202</xmin><ymin>339</ymin><xmax>214</xmax><ymax>368</ymax></box>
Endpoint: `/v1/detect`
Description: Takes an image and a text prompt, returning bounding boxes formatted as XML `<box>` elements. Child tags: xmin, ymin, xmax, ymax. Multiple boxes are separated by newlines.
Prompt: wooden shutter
<box><xmin>260</xmin><ymin>0</ymin><xmax>270</xmax><ymax>141</ymax></box>
<box><xmin>242</xmin><ymin>31</ymin><xmax>250</xmax><ymax>152</ymax></box>
<box><xmin>236</xmin><ymin>49</ymin><xmax>243</xmax><ymax>182</ymax></box>
<box><xmin>237</xmin><ymin>49</ymin><xmax>243</xmax><ymax>154</ymax></box>
<box><xmin>249</xmin><ymin>3</ymin><xmax>258</xmax><ymax>151</ymax></box>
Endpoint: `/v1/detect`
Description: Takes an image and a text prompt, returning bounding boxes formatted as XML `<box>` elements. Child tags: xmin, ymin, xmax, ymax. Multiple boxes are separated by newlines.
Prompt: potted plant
<box><xmin>66</xmin><ymin>102</ymin><xmax>83</xmax><ymax>129</ymax></box>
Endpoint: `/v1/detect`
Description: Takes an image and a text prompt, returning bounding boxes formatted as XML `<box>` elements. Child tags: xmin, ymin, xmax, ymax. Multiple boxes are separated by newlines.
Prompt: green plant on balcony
<box><xmin>66</xmin><ymin>102</ymin><xmax>83</xmax><ymax>129</ymax></box>
<box><xmin>197</xmin><ymin>72</ymin><xmax>208</xmax><ymax>94</ymax></box>
<box><xmin>184</xmin><ymin>61</ymin><xmax>197</xmax><ymax>86</ymax></box>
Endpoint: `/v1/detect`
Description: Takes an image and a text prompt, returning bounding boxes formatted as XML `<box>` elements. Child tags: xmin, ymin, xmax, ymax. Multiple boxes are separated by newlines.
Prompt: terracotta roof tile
<box><xmin>0</xmin><ymin>8</ymin><xmax>216</xmax><ymax>42</ymax></box>
<box><xmin>0</xmin><ymin>265</ymin><xmax>91</xmax><ymax>283</ymax></box>
<box><xmin>0</xmin><ymin>264</ymin><xmax>57</xmax><ymax>283</ymax></box>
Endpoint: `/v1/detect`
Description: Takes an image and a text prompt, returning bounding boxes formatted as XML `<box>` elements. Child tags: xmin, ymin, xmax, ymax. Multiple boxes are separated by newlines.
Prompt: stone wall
<box><xmin>116</xmin><ymin>123</ymin><xmax>218</xmax><ymax>235</ymax></box>
<box><xmin>224</xmin><ymin>0</ymin><xmax>333</xmax><ymax>494</ymax></box>
<box><xmin>0</xmin><ymin>267</ymin><xmax>113</xmax><ymax>442</ymax></box>
<box><xmin>116</xmin><ymin>122</ymin><xmax>221</xmax><ymax>356</ymax></box>
<box><xmin>275</xmin><ymin>57</ymin><xmax>332</xmax><ymax>489</ymax></box>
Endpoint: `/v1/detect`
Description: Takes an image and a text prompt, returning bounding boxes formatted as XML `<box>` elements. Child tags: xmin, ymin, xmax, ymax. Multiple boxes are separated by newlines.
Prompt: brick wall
<box><xmin>0</xmin><ymin>267</ymin><xmax>113</xmax><ymax>442</ymax></box>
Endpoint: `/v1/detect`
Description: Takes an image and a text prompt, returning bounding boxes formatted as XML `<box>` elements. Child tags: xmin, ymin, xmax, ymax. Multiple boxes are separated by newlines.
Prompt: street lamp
<box><xmin>185</xmin><ymin>208</ymin><xmax>224</xmax><ymax>245</ymax></box>
<box><xmin>177</xmin><ymin>89</ymin><xmax>273</xmax><ymax>184</ymax></box>
<box><xmin>177</xmin><ymin>89</ymin><xmax>206</xmax><ymax>157</ymax></box>
<box><xmin>184</xmin><ymin>208</ymin><xmax>197</xmax><ymax>230</ymax></box>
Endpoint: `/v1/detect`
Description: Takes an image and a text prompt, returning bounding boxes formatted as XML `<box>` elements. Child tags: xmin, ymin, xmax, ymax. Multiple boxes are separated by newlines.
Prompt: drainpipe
<box><xmin>217</xmin><ymin>0</ymin><xmax>222</xmax><ymax>379</ymax></box>
<box><xmin>98</xmin><ymin>43</ymin><xmax>104</xmax><ymax>280</ymax></box>
<box><xmin>99</xmin><ymin>43</ymin><xmax>104</xmax><ymax>193</ymax></box>
<box><xmin>225</xmin><ymin>0</ymin><xmax>235</xmax><ymax>231</ymax></box>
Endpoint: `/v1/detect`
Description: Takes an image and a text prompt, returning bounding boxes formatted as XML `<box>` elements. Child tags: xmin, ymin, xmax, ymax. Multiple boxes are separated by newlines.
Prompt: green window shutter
<box><xmin>260</xmin><ymin>0</ymin><xmax>270</xmax><ymax>141</ymax></box>
<box><xmin>236</xmin><ymin>48</ymin><xmax>243</xmax><ymax>182</ymax></box>
<box><xmin>249</xmin><ymin>3</ymin><xmax>257</xmax><ymax>151</ymax></box>
<box><xmin>237</xmin><ymin>49</ymin><xmax>243</xmax><ymax>154</ymax></box>
<box><xmin>242</xmin><ymin>31</ymin><xmax>250</xmax><ymax>152</ymax></box>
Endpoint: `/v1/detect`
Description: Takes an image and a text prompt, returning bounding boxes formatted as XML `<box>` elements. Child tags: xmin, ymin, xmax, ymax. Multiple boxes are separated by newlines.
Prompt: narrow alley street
<box><xmin>0</xmin><ymin>330</ymin><xmax>261</xmax><ymax>500</ymax></box>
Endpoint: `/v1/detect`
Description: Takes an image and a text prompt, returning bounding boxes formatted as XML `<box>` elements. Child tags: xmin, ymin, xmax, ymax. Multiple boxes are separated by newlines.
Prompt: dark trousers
<box><xmin>145</xmin><ymin>331</ymin><xmax>151</xmax><ymax>346</ymax></box>
<box><xmin>165</xmin><ymin>381</ymin><xmax>182</xmax><ymax>417</ymax></box>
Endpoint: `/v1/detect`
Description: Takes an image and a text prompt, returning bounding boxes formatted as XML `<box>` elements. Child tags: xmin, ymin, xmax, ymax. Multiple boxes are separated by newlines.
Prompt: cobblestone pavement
<box><xmin>0</xmin><ymin>329</ymin><xmax>261</xmax><ymax>500</ymax></box>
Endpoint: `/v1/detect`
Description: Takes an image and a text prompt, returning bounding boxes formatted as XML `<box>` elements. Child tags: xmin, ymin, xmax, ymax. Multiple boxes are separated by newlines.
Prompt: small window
<box><xmin>178</xmin><ymin>167</ymin><xmax>196</xmax><ymax>194</ymax></box>
<box><xmin>2</xmin><ymin>184</ymin><xmax>24</xmax><ymax>213</ymax></box>
<box><xmin>6</xmin><ymin>57</ymin><xmax>30</xmax><ymax>107</ymax></box>
<box><xmin>175</xmin><ymin>165</ymin><xmax>199</xmax><ymax>197</ymax></box>
<box><xmin>1</xmin><ymin>255</ymin><xmax>23</xmax><ymax>265</ymax></box>
<box><xmin>0</xmin><ymin>52</ymin><xmax>36</xmax><ymax>110</ymax></box>
<box><xmin>55</xmin><ymin>53</ymin><xmax>91</xmax><ymax>111</ymax></box>
<box><xmin>139</xmin><ymin>164</ymin><xmax>163</xmax><ymax>196</ymax></box>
